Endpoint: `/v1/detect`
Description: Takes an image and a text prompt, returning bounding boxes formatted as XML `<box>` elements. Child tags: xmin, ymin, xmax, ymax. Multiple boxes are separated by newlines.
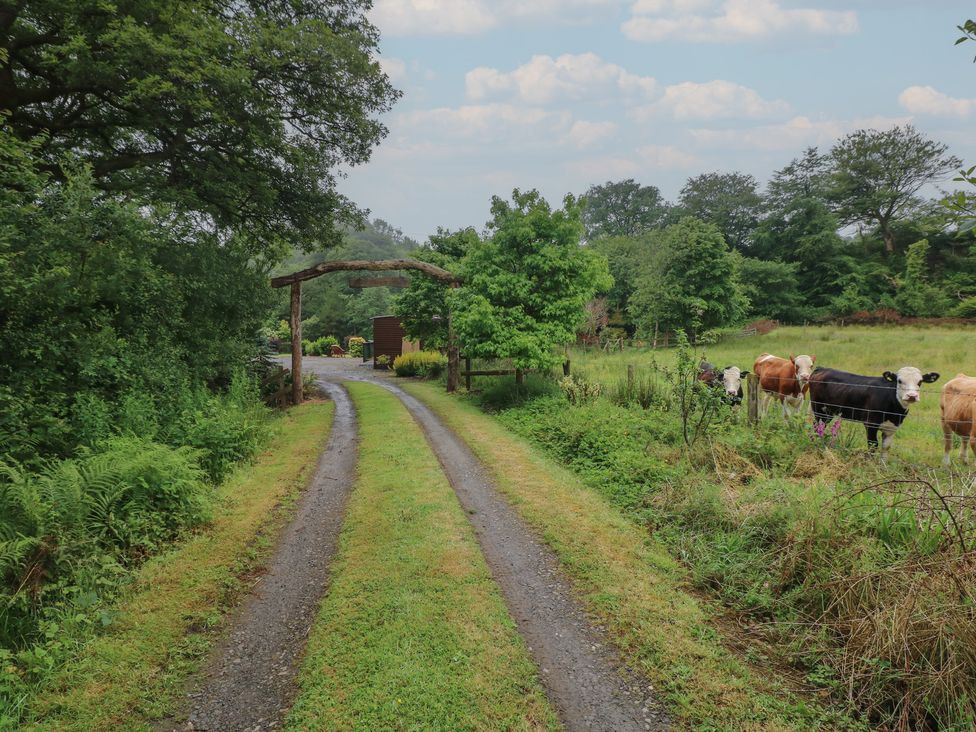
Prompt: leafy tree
<box><xmin>895</xmin><ymin>239</ymin><xmax>950</xmax><ymax>316</ymax></box>
<box><xmin>735</xmin><ymin>255</ymin><xmax>804</xmax><ymax>323</ymax></box>
<box><xmin>829</xmin><ymin>125</ymin><xmax>960</xmax><ymax>254</ymax></box>
<box><xmin>582</xmin><ymin>179</ymin><xmax>669</xmax><ymax>240</ymax></box>
<box><xmin>0</xmin><ymin>144</ymin><xmax>270</xmax><ymax>459</ymax></box>
<box><xmin>766</xmin><ymin>147</ymin><xmax>831</xmax><ymax>213</ymax></box>
<box><xmin>943</xmin><ymin>20</ymin><xmax>976</xmax><ymax>227</ymax></box>
<box><xmin>751</xmin><ymin>198</ymin><xmax>853</xmax><ymax>318</ymax></box>
<box><xmin>677</xmin><ymin>172</ymin><xmax>763</xmax><ymax>251</ymax></box>
<box><xmin>0</xmin><ymin>0</ymin><xmax>399</xmax><ymax>254</ymax></box>
<box><xmin>588</xmin><ymin>234</ymin><xmax>647</xmax><ymax>318</ymax></box>
<box><xmin>630</xmin><ymin>217</ymin><xmax>747</xmax><ymax>340</ymax></box>
<box><xmin>394</xmin><ymin>228</ymin><xmax>477</xmax><ymax>348</ymax></box>
<box><xmin>449</xmin><ymin>190</ymin><xmax>612</xmax><ymax>368</ymax></box>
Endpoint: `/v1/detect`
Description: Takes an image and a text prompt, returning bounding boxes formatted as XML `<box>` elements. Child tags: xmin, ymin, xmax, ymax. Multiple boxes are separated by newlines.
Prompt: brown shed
<box><xmin>371</xmin><ymin>315</ymin><xmax>420</xmax><ymax>368</ymax></box>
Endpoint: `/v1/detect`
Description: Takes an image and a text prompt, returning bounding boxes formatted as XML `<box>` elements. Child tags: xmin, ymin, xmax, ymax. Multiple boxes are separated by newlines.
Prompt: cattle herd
<box><xmin>699</xmin><ymin>352</ymin><xmax>976</xmax><ymax>465</ymax></box>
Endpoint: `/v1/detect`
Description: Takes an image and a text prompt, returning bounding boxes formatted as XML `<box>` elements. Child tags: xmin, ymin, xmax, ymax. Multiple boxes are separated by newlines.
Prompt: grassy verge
<box><xmin>399</xmin><ymin>380</ymin><xmax>860</xmax><ymax>731</ymax></box>
<box><xmin>19</xmin><ymin>402</ymin><xmax>334</xmax><ymax>731</ymax></box>
<box><xmin>285</xmin><ymin>382</ymin><xmax>557</xmax><ymax>732</ymax></box>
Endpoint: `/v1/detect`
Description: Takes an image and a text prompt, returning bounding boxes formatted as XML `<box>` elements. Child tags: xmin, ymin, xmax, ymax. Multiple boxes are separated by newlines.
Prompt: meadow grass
<box><xmin>569</xmin><ymin>324</ymin><xmax>976</xmax><ymax>467</ymax></box>
<box><xmin>20</xmin><ymin>403</ymin><xmax>334</xmax><ymax>731</ymax></box>
<box><xmin>399</xmin><ymin>380</ymin><xmax>858</xmax><ymax>730</ymax></box>
<box><xmin>285</xmin><ymin>382</ymin><xmax>558</xmax><ymax>732</ymax></box>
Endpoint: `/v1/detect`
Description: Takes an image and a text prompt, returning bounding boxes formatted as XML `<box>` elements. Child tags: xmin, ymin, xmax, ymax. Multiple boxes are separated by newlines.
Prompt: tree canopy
<box><xmin>0</xmin><ymin>0</ymin><xmax>399</xmax><ymax>254</ymax></box>
<box><xmin>582</xmin><ymin>179</ymin><xmax>669</xmax><ymax>240</ymax></box>
<box><xmin>677</xmin><ymin>172</ymin><xmax>763</xmax><ymax>252</ymax></box>
<box><xmin>629</xmin><ymin>217</ymin><xmax>746</xmax><ymax>340</ymax></box>
<box><xmin>448</xmin><ymin>190</ymin><xmax>612</xmax><ymax>368</ymax></box>
<box><xmin>829</xmin><ymin>125</ymin><xmax>960</xmax><ymax>254</ymax></box>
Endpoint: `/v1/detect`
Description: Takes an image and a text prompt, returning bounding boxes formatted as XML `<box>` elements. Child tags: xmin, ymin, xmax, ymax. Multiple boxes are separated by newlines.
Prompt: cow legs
<box><xmin>865</xmin><ymin>424</ymin><xmax>880</xmax><ymax>454</ymax></box>
<box><xmin>879</xmin><ymin>420</ymin><xmax>896</xmax><ymax>464</ymax></box>
<box><xmin>960</xmin><ymin>435</ymin><xmax>970</xmax><ymax>465</ymax></box>
<box><xmin>943</xmin><ymin>421</ymin><xmax>954</xmax><ymax>466</ymax></box>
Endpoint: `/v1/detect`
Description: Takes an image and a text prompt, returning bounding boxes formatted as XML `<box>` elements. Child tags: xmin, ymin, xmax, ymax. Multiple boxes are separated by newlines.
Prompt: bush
<box><xmin>392</xmin><ymin>351</ymin><xmax>447</xmax><ymax>378</ymax></box>
<box><xmin>474</xmin><ymin>375</ymin><xmax>562</xmax><ymax>412</ymax></box>
<box><xmin>303</xmin><ymin>335</ymin><xmax>339</xmax><ymax>356</ymax></box>
<box><xmin>347</xmin><ymin>336</ymin><xmax>366</xmax><ymax>358</ymax></box>
<box><xmin>558</xmin><ymin>374</ymin><xmax>602</xmax><ymax>405</ymax></box>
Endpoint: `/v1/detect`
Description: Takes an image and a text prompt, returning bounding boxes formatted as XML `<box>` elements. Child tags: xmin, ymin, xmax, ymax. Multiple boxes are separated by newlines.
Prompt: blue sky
<box><xmin>341</xmin><ymin>1</ymin><xmax>976</xmax><ymax>242</ymax></box>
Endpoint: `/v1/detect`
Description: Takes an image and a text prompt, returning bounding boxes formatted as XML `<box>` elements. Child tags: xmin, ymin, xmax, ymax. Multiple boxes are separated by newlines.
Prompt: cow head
<box><xmin>882</xmin><ymin>367</ymin><xmax>940</xmax><ymax>407</ymax></box>
<box><xmin>791</xmin><ymin>354</ymin><xmax>816</xmax><ymax>385</ymax></box>
<box><xmin>721</xmin><ymin>366</ymin><xmax>749</xmax><ymax>398</ymax></box>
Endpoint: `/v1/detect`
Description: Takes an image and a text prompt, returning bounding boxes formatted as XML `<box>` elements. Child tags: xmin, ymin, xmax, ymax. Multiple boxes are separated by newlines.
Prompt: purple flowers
<box><xmin>812</xmin><ymin>418</ymin><xmax>842</xmax><ymax>446</ymax></box>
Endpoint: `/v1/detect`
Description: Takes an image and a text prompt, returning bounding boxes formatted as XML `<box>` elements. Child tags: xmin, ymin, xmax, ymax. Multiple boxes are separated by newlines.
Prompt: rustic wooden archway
<box><xmin>270</xmin><ymin>259</ymin><xmax>460</xmax><ymax>404</ymax></box>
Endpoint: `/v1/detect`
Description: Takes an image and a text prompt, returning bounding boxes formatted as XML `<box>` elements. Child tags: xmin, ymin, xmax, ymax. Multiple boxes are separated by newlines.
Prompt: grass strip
<box><xmin>22</xmin><ymin>402</ymin><xmax>334</xmax><ymax>731</ymax></box>
<box><xmin>399</xmin><ymin>381</ymin><xmax>860</xmax><ymax>731</ymax></box>
<box><xmin>285</xmin><ymin>382</ymin><xmax>558</xmax><ymax>732</ymax></box>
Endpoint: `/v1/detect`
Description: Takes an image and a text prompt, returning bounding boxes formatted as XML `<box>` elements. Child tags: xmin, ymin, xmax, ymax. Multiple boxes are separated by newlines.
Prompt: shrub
<box><xmin>303</xmin><ymin>335</ymin><xmax>339</xmax><ymax>356</ymax></box>
<box><xmin>392</xmin><ymin>351</ymin><xmax>447</xmax><ymax>378</ymax></box>
<box><xmin>475</xmin><ymin>375</ymin><xmax>562</xmax><ymax>412</ymax></box>
<box><xmin>558</xmin><ymin>374</ymin><xmax>602</xmax><ymax>405</ymax></box>
<box><xmin>347</xmin><ymin>336</ymin><xmax>366</xmax><ymax>358</ymax></box>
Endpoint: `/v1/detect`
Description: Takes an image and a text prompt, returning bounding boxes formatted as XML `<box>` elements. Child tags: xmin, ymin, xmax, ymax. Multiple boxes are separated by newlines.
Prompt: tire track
<box><xmin>179</xmin><ymin>381</ymin><xmax>357</xmax><ymax>731</ymax></box>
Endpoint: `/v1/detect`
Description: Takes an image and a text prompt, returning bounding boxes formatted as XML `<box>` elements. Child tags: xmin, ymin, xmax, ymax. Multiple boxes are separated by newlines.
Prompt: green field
<box><xmin>570</xmin><ymin>324</ymin><xmax>976</xmax><ymax>467</ymax></box>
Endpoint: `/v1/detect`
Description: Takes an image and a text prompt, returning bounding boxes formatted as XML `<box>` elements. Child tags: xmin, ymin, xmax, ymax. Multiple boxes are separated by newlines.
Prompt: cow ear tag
<box><xmin>922</xmin><ymin>372</ymin><xmax>940</xmax><ymax>383</ymax></box>
<box><xmin>883</xmin><ymin>371</ymin><xmax>897</xmax><ymax>382</ymax></box>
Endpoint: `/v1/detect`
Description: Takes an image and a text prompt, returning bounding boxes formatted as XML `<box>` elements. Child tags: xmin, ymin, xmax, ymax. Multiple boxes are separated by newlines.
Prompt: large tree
<box><xmin>450</xmin><ymin>190</ymin><xmax>612</xmax><ymax>369</ymax></box>
<box><xmin>829</xmin><ymin>125</ymin><xmax>960</xmax><ymax>254</ymax></box>
<box><xmin>0</xmin><ymin>0</ymin><xmax>399</xmax><ymax>254</ymax></box>
<box><xmin>629</xmin><ymin>217</ymin><xmax>746</xmax><ymax>340</ymax></box>
<box><xmin>677</xmin><ymin>172</ymin><xmax>763</xmax><ymax>252</ymax></box>
<box><xmin>582</xmin><ymin>179</ymin><xmax>669</xmax><ymax>240</ymax></box>
<box><xmin>765</xmin><ymin>147</ymin><xmax>831</xmax><ymax>214</ymax></box>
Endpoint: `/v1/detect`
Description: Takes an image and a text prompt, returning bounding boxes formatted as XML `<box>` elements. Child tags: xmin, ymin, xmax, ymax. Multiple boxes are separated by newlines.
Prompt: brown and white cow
<box><xmin>940</xmin><ymin>374</ymin><xmax>976</xmax><ymax>466</ymax></box>
<box><xmin>753</xmin><ymin>353</ymin><xmax>816</xmax><ymax>417</ymax></box>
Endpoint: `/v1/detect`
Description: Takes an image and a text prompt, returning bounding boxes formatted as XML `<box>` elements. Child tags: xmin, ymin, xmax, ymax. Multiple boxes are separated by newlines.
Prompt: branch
<box><xmin>270</xmin><ymin>258</ymin><xmax>460</xmax><ymax>288</ymax></box>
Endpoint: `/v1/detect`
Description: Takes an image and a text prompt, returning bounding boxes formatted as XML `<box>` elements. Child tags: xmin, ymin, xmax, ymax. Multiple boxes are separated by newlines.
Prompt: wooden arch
<box><xmin>271</xmin><ymin>259</ymin><xmax>460</xmax><ymax>404</ymax></box>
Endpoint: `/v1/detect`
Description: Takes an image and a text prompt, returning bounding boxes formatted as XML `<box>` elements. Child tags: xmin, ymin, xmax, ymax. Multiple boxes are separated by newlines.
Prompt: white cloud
<box><xmin>565</xmin><ymin>143</ymin><xmax>698</xmax><ymax>179</ymax></box>
<box><xmin>622</xmin><ymin>0</ymin><xmax>858</xmax><ymax>43</ymax></box>
<box><xmin>898</xmin><ymin>86</ymin><xmax>976</xmax><ymax>118</ymax></box>
<box><xmin>466</xmin><ymin>53</ymin><xmax>657</xmax><ymax>104</ymax></box>
<box><xmin>377</xmin><ymin>56</ymin><xmax>408</xmax><ymax>84</ymax></box>
<box><xmin>397</xmin><ymin>103</ymin><xmax>573</xmax><ymax>143</ymax></box>
<box><xmin>372</xmin><ymin>0</ymin><xmax>620</xmax><ymax>36</ymax></box>
<box><xmin>641</xmin><ymin>80</ymin><xmax>790</xmax><ymax>119</ymax></box>
<box><xmin>563</xmin><ymin>120</ymin><xmax>618</xmax><ymax>148</ymax></box>
<box><xmin>689</xmin><ymin>114</ymin><xmax>911</xmax><ymax>151</ymax></box>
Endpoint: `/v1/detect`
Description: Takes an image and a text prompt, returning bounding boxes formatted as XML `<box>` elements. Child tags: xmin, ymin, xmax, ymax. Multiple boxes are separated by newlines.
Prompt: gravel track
<box><xmin>303</xmin><ymin>359</ymin><xmax>670</xmax><ymax>732</ymax></box>
<box><xmin>178</xmin><ymin>380</ymin><xmax>357</xmax><ymax>731</ymax></box>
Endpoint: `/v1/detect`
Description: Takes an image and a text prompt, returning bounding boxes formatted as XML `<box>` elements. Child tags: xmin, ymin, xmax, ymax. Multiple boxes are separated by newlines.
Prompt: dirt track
<box><xmin>179</xmin><ymin>357</ymin><xmax>668</xmax><ymax>731</ymax></box>
<box><xmin>179</xmin><ymin>380</ymin><xmax>357</xmax><ymax>731</ymax></box>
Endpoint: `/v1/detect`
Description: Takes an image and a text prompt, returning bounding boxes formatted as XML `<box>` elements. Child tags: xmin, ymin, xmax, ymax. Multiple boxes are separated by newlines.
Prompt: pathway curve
<box><xmin>304</xmin><ymin>358</ymin><xmax>670</xmax><ymax>732</ymax></box>
<box><xmin>180</xmin><ymin>380</ymin><xmax>358</xmax><ymax>731</ymax></box>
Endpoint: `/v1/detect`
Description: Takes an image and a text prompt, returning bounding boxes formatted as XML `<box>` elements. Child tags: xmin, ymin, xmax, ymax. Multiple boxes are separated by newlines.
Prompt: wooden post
<box><xmin>563</xmin><ymin>359</ymin><xmax>570</xmax><ymax>377</ymax></box>
<box><xmin>747</xmin><ymin>372</ymin><xmax>759</xmax><ymax>425</ymax></box>
<box><xmin>515</xmin><ymin>368</ymin><xmax>524</xmax><ymax>385</ymax></box>
<box><xmin>290</xmin><ymin>282</ymin><xmax>303</xmax><ymax>405</ymax></box>
<box><xmin>446</xmin><ymin>305</ymin><xmax>459</xmax><ymax>393</ymax></box>
<box><xmin>465</xmin><ymin>357</ymin><xmax>472</xmax><ymax>391</ymax></box>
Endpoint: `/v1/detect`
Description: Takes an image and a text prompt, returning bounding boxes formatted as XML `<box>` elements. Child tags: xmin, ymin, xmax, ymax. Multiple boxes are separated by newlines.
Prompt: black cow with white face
<box><xmin>807</xmin><ymin>366</ymin><xmax>940</xmax><ymax>461</ymax></box>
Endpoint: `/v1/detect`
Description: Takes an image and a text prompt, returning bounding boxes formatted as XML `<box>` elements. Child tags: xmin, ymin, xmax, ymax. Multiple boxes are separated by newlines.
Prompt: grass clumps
<box><xmin>392</xmin><ymin>350</ymin><xmax>447</xmax><ymax>378</ymax></box>
<box><xmin>286</xmin><ymin>382</ymin><xmax>557</xmax><ymax>732</ymax></box>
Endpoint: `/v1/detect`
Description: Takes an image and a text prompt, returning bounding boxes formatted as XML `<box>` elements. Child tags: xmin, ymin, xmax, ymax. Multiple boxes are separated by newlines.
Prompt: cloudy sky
<box><xmin>341</xmin><ymin>0</ymin><xmax>975</xmax><ymax>241</ymax></box>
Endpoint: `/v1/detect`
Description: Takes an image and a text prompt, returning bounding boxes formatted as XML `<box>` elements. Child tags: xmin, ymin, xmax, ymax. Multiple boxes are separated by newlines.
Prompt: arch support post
<box><xmin>290</xmin><ymin>282</ymin><xmax>303</xmax><ymax>405</ymax></box>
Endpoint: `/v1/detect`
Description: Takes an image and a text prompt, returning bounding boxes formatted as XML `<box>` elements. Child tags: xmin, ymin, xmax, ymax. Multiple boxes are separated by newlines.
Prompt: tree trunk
<box><xmin>447</xmin><ymin>312</ymin><xmax>459</xmax><ymax>393</ymax></box>
<box><xmin>882</xmin><ymin>226</ymin><xmax>895</xmax><ymax>255</ymax></box>
<box><xmin>290</xmin><ymin>282</ymin><xmax>303</xmax><ymax>405</ymax></box>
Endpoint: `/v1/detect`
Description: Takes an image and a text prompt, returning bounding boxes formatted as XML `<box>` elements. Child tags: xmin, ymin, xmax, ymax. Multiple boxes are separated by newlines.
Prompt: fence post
<box><xmin>465</xmin><ymin>357</ymin><xmax>471</xmax><ymax>391</ymax></box>
<box><xmin>515</xmin><ymin>368</ymin><xmax>524</xmax><ymax>385</ymax></box>
<box><xmin>563</xmin><ymin>359</ymin><xmax>571</xmax><ymax>377</ymax></box>
<box><xmin>747</xmin><ymin>372</ymin><xmax>759</xmax><ymax>425</ymax></box>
